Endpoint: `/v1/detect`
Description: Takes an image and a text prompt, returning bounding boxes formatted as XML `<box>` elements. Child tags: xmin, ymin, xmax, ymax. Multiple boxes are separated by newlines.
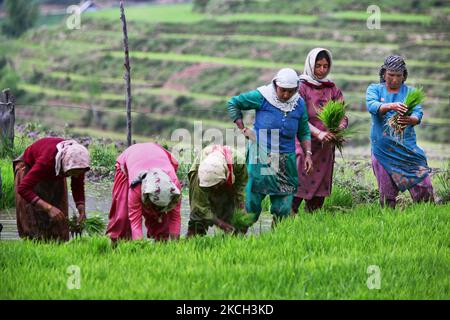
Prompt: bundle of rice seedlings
<box><xmin>68</xmin><ymin>214</ymin><xmax>83</xmax><ymax>238</ymax></box>
<box><xmin>317</xmin><ymin>100</ymin><xmax>349</xmax><ymax>155</ymax></box>
<box><xmin>387</xmin><ymin>87</ymin><xmax>425</xmax><ymax>137</ymax></box>
<box><xmin>69</xmin><ymin>213</ymin><xmax>106</xmax><ymax>237</ymax></box>
<box><xmin>83</xmin><ymin>216</ymin><xmax>106</xmax><ymax>236</ymax></box>
<box><xmin>230</xmin><ymin>209</ymin><xmax>255</xmax><ymax>231</ymax></box>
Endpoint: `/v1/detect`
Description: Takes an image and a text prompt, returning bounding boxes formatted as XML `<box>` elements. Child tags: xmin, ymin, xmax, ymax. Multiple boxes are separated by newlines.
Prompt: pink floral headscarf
<box><xmin>55</xmin><ymin>140</ymin><xmax>90</xmax><ymax>176</ymax></box>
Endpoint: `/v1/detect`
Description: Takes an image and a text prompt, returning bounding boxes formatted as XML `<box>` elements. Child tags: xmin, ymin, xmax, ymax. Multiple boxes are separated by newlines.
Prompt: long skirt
<box><xmin>13</xmin><ymin>160</ymin><xmax>69</xmax><ymax>241</ymax></box>
<box><xmin>371</xmin><ymin>154</ymin><xmax>434</xmax><ymax>207</ymax></box>
<box><xmin>245</xmin><ymin>141</ymin><xmax>297</xmax><ymax>219</ymax></box>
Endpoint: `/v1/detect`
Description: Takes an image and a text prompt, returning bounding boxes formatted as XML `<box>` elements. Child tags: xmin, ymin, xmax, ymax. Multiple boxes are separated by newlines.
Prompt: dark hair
<box><xmin>315</xmin><ymin>50</ymin><xmax>330</xmax><ymax>64</ymax></box>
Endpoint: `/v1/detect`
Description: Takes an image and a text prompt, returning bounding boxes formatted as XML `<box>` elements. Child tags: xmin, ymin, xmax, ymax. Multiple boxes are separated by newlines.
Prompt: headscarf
<box><xmin>132</xmin><ymin>168</ymin><xmax>181</xmax><ymax>212</ymax></box>
<box><xmin>55</xmin><ymin>140</ymin><xmax>90</xmax><ymax>176</ymax></box>
<box><xmin>257</xmin><ymin>68</ymin><xmax>300</xmax><ymax>113</ymax></box>
<box><xmin>299</xmin><ymin>48</ymin><xmax>335</xmax><ymax>88</ymax></box>
<box><xmin>379</xmin><ymin>55</ymin><xmax>408</xmax><ymax>83</ymax></box>
<box><xmin>198</xmin><ymin>145</ymin><xmax>235</xmax><ymax>187</ymax></box>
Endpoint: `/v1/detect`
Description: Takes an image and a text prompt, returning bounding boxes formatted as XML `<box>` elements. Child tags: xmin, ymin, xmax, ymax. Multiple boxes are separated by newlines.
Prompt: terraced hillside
<box><xmin>3</xmin><ymin>2</ymin><xmax>450</xmax><ymax>145</ymax></box>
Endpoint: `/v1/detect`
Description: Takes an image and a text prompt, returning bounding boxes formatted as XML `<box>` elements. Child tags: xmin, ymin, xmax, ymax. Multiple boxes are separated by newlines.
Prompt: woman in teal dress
<box><xmin>227</xmin><ymin>68</ymin><xmax>313</xmax><ymax>225</ymax></box>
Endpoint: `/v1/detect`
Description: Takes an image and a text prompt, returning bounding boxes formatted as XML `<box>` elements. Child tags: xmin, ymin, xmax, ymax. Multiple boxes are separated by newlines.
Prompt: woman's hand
<box><xmin>76</xmin><ymin>204</ymin><xmax>86</xmax><ymax>225</ymax></box>
<box><xmin>241</xmin><ymin>127</ymin><xmax>256</xmax><ymax>142</ymax></box>
<box><xmin>36</xmin><ymin>199</ymin><xmax>65</xmax><ymax>222</ymax></box>
<box><xmin>317</xmin><ymin>131</ymin><xmax>335</xmax><ymax>143</ymax></box>
<box><xmin>380</xmin><ymin>102</ymin><xmax>408</xmax><ymax>115</ymax></box>
<box><xmin>397</xmin><ymin>115</ymin><xmax>419</xmax><ymax>127</ymax></box>
<box><xmin>214</xmin><ymin>218</ymin><xmax>235</xmax><ymax>233</ymax></box>
<box><xmin>304</xmin><ymin>154</ymin><xmax>313</xmax><ymax>175</ymax></box>
<box><xmin>48</xmin><ymin>206</ymin><xmax>65</xmax><ymax>222</ymax></box>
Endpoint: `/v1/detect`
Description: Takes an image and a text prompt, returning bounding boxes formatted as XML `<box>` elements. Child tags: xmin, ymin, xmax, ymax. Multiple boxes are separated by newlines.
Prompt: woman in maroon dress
<box><xmin>14</xmin><ymin>137</ymin><xmax>90</xmax><ymax>241</ymax></box>
<box><xmin>292</xmin><ymin>48</ymin><xmax>348</xmax><ymax>213</ymax></box>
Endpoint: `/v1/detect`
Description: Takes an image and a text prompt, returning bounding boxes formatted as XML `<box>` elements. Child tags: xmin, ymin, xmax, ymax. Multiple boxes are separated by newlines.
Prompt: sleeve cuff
<box><xmin>31</xmin><ymin>196</ymin><xmax>40</xmax><ymax>205</ymax></box>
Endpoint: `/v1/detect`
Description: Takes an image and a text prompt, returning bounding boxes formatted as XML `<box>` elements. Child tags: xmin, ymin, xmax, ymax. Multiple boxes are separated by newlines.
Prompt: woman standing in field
<box><xmin>292</xmin><ymin>48</ymin><xmax>348</xmax><ymax>213</ymax></box>
<box><xmin>106</xmin><ymin>142</ymin><xmax>182</xmax><ymax>241</ymax></box>
<box><xmin>366</xmin><ymin>55</ymin><xmax>434</xmax><ymax>208</ymax></box>
<box><xmin>227</xmin><ymin>68</ymin><xmax>313</xmax><ymax>226</ymax></box>
<box><xmin>14</xmin><ymin>137</ymin><xmax>90</xmax><ymax>242</ymax></box>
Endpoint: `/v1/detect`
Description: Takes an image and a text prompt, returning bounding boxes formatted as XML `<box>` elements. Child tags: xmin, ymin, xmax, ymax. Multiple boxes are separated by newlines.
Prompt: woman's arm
<box><xmin>71</xmin><ymin>174</ymin><xmax>86</xmax><ymax>224</ymax></box>
<box><xmin>228</xmin><ymin>90</ymin><xmax>263</xmax><ymax>140</ymax></box>
<box><xmin>366</xmin><ymin>84</ymin><xmax>407</xmax><ymax>116</ymax></box>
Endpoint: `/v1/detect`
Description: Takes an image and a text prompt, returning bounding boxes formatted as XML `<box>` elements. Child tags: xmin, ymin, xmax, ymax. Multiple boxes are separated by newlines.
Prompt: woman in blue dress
<box><xmin>366</xmin><ymin>55</ymin><xmax>434</xmax><ymax>208</ymax></box>
<box><xmin>227</xmin><ymin>68</ymin><xmax>313</xmax><ymax>224</ymax></box>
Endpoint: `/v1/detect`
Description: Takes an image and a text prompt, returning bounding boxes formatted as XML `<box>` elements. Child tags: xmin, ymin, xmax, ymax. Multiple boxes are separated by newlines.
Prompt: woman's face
<box><xmin>384</xmin><ymin>70</ymin><xmax>404</xmax><ymax>90</ymax></box>
<box><xmin>314</xmin><ymin>58</ymin><xmax>329</xmax><ymax>79</ymax></box>
<box><xmin>275</xmin><ymin>86</ymin><xmax>297</xmax><ymax>102</ymax></box>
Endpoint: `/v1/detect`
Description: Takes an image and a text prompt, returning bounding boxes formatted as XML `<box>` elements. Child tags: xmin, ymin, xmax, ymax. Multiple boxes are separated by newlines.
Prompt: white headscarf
<box><xmin>55</xmin><ymin>140</ymin><xmax>90</xmax><ymax>176</ymax></box>
<box><xmin>140</xmin><ymin>168</ymin><xmax>181</xmax><ymax>211</ymax></box>
<box><xmin>299</xmin><ymin>48</ymin><xmax>334</xmax><ymax>87</ymax></box>
<box><xmin>198</xmin><ymin>150</ymin><xmax>235</xmax><ymax>187</ymax></box>
<box><xmin>257</xmin><ymin>68</ymin><xmax>300</xmax><ymax>113</ymax></box>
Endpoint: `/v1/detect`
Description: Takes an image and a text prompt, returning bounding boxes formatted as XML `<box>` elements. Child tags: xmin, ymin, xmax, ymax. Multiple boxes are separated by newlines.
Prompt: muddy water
<box><xmin>0</xmin><ymin>181</ymin><xmax>273</xmax><ymax>240</ymax></box>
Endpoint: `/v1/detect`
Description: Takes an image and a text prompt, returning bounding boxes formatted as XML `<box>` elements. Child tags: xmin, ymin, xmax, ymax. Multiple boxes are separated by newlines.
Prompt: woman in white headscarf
<box><xmin>227</xmin><ymin>68</ymin><xmax>313</xmax><ymax>226</ymax></box>
<box><xmin>292</xmin><ymin>48</ymin><xmax>348</xmax><ymax>213</ymax></box>
<box><xmin>187</xmin><ymin>144</ymin><xmax>248</xmax><ymax>237</ymax></box>
<box><xmin>106</xmin><ymin>142</ymin><xmax>182</xmax><ymax>241</ymax></box>
<box><xmin>14</xmin><ymin>137</ymin><xmax>90</xmax><ymax>241</ymax></box>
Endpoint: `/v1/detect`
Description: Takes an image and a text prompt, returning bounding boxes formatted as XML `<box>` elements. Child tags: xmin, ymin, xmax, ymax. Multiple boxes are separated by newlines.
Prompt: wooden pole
<box><xmin>120</xmin><ymin>1</ymin><xmax>132</xmax><ymax>147</ymax></box>
<box><xmin>0</xmin><ymin>88</ymin><xmax>15</xmax><ymax>152</ymax></box>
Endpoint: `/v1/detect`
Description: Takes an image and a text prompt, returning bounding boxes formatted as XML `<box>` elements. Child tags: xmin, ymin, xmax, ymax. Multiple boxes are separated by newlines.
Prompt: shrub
<box><xmin>89</xmin><ymin>143</ymin><xmax>118</xmax><ymax>176</ymax></box>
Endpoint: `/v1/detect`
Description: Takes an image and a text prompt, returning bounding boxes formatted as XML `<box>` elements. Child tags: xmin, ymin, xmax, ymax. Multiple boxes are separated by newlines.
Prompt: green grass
<box><xmin>0</xmin><ymin>158</ymin><xmax>14</xmax><ymax>210</ymax></box>
<box><xmin>157</xmin><ymin>33</ymin><xmax>398</xmax><ymax>49</ymax></box>
<box><xmin>68</xmin><ymin>127</ymin><xmax>150</xmax><ymax>143</ymax></box>
<box><xmin>90</xmin><ymin>3</ymin><xmax>433</xmax><ymax>25</ymax></box>
<box><xmin>214</xmin><ymin>13</ymin><xmax>317</xmax><ymax>24</ymax></box>
<box><xmin>89</xmin><ymin>3</ymin><xmax>317</xmax><ymax>24</ymax></box>
<box><xmin>89</xmin><ymin>3</ymin><xmax>205</xmax><ymax>24</ymax></box>
<box><xmin>18</xmin><ymin>83</ymin><xmax>124</xmax><ymax>101</ymax></box>
<box><xmin>41</xmin><ymin>71</ymin><xmax>448</xmax><ymax>109</ymax></box>
<box><xmin>331</xmin><ymin>11</ymin><xmax>433</xmax><ymax>24</ymax></box>
<box><xmin>88</xmin><ymin>142</ymin><xmax>119</xmax><ymax>176</ymax></box>
<box><xmin>0</xmin><ymin>203</ymin><xmax>449</xmax><ymax>299</ymax></box>
<box><xmin>108</xmin><ymin>51</ymin><xmax>450</xmax><ymax>81</ymax></box>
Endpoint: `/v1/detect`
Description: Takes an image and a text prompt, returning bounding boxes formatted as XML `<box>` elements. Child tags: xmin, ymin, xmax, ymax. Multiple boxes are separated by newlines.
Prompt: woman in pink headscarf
<box><xmin>14</xmin><ymin>137</ymin><xmax>90</xmax><ymax>241</ymax></box>
<box><xmin>106</xmin><ymin>142</ymin><xmax>182</xmax><ymax>242</ymax></box>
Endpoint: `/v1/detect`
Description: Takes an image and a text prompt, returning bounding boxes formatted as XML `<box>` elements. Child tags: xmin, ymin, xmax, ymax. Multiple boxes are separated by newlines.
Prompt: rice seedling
<box><xmin>69</xmin><ymin>213</ymin><xmax>106</xmax><ymax>237</ymax></box>
<box><xmin>1</xmin><ymin>202</ymin><xmax>449</xmax><ymax>299</ymax></box>
<box><xmin>230</xmin><ymin>209</ymin><xmax>256</xmax><ymax>232</ymax></box>
<box><xmin>387</xmin><ymin>87</ymin><xmax>426</xmax><ymax>138</ymax></box>
<box><xmin>317</xmin><ymin>100</ymin><xmax>349</xmax><ymax>155</ymax></box>
<box><xmin>434</xmin><ymin>162</ymin><xmax>450</xmax><ymax>204</ymax></box>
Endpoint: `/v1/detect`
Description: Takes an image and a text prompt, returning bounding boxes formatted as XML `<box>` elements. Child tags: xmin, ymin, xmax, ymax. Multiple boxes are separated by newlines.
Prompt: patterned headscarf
<box><xmin>299</xmin><ymin>48</ymin><xmax>335</xmax><ymax>87</ymax></box>
<box><xmin>135</xmin><ymin>168</ymin><xmax>180</xmax><ymax>212</ymax></box>
<box><xmin>257</xmin><ymin>68</ymin><xmax>300</xmax><ymax>113</ymax></box>
<box><xmin>55</xmin><ymin>140</ymin><xmax>90</xmax><ymax>176</ymax></box>
<box><xmin>198</xmin><ymin>145</ymin><xmax>235</xmax><ymax>187</ymax></box>
<box><xmin>379</xmin><ymin>55</ymin><xmax>408</xmax><ymax>83</ymax></box>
